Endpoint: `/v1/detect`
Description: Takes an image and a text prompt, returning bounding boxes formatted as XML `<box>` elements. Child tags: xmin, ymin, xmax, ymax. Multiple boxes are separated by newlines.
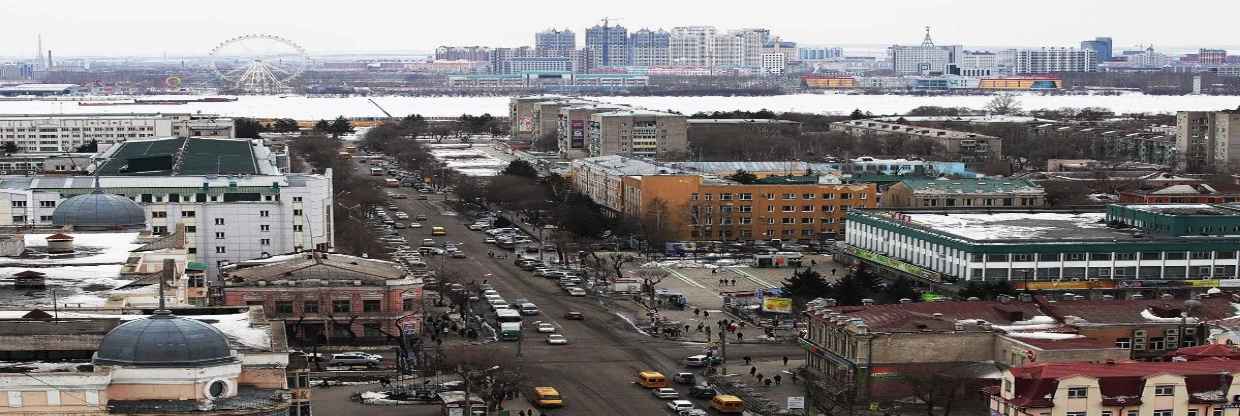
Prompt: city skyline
<box><xmin>2</xmin><ymin>0</ymin><xmax>1239</xmax><ymax>58</ymax></box>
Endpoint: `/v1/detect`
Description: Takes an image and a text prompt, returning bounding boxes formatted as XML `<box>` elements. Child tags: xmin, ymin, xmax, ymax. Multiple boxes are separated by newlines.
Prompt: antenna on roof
<box><xmin>154</xmin><ymin>258</ymin><xmax>176</xmax><ymax>317</ymax></box>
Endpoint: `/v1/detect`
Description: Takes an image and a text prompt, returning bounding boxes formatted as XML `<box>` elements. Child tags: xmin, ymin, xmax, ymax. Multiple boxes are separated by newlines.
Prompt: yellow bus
<box><xmin>431</xmin><ymin>226</ymin><xmax>446</xmax><ymax>236</ymax></box>
<box><xmin>637</xmin><ymin>371</ymin><xmax>667</xmax><ymax>388</ymax></box>
<box><xmin>711</xmin><ymin>395</ymin><xmax>744</xmax><ymax>413</ymax></box>
<box><xmin>529</xmin><ymin>387</ymin><xmax>563</xmax><ymax>408</ymax></box>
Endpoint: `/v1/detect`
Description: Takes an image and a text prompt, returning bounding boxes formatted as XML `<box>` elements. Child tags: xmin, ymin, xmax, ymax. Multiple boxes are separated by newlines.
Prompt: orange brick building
<box><xmin>620</xmin><ymin>174</ymin><xmax>877</xmax><ymax>242</ymax></box>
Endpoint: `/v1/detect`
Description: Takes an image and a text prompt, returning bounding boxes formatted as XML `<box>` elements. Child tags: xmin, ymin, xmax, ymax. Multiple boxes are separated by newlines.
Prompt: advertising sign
<box><xmin>762</xmin><ymin>297</ymin><xmax>794</xmax><ymax>314</ymax></box>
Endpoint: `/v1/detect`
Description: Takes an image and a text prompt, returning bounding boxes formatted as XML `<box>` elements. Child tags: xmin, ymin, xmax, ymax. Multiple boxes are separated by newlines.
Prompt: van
<box><xmin>529</xmin><ymin>386</ymin><xmax>562</xmax><ymax>408</ymax></box>
<box><xmin>431</xmin><ymin>226</ymin><xmax>446</xmax><ymax>236</ymax></box>
<box><xmin>710</xmin><ymin>395</ymin><xmax>744</xmax><ymax>414</ymax></box>
<box><xmin>637</xmin><ymin>371</ymin><xmax>667</xmax><ymax>388</ymax></box>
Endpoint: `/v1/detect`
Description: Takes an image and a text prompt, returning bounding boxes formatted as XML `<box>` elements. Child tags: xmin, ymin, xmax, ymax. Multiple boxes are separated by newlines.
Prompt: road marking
<box><xmin>660</xmin><ymin>266</ymin><xmax>707</xmax><ymax>290</ymax></box>
<box><xmin>728</xmin><ymin>267</ymin><xmax>779</xmax><ymax>289</ymax></box>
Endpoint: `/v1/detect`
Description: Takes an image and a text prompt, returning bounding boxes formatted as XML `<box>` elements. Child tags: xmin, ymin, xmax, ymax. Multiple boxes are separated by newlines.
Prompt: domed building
<box><xmin>51</xmin><ymin>184</ymin><xmax>147</xmax><ymax>230</ymax></box>
<box><xmin>93</xmin><ymin>312</ymin><xmax>241</xmax><ymax>402</ymax></box>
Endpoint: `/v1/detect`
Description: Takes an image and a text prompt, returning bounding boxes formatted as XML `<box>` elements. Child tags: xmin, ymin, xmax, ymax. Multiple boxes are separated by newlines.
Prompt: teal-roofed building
<box><xmin>880</xmin><ymin>178</ymin><xmax>1045</xmax><ymax>208</ymax></box>
<box><xmin>841</xmin><ymin>204</ymin><xmax>1240</xmax><ymax>297</ymax></box>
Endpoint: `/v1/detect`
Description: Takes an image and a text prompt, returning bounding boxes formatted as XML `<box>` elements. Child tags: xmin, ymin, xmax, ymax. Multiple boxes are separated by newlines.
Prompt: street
<box><xmin>313</xmin><ymin>163</ymin><xmax>804</xmax><ymax>415</ymax></box>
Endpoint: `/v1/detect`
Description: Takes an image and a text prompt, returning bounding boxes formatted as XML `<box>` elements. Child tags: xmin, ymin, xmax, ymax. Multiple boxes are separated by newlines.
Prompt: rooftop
<box><xmin>812</xmin><ymin>300</ymin><xmax>1042</xmax><ymax>332</ymax></box>
<box><xmin>94</xmin><ymin>137</ymin><xmax>274</xmax><ymax>176</ymax></box>
<box><xmin>0</xmin><ymin>232</ymin><xmax>143</xmax><ymax>308</ymax></box>
<box><xmin>687</xmin><ymin>118</ymin><xmax>801</xmax><ymax>125</ymax></box>
<box><xmin>224</xmin><ymin>252</ymin><xmax>409</xmax><ymax>284</ymax></box>
<box><xmin>107</xmin><ymin>386</ymin><xmax>290</xmax><ymax>414</ymax></box>
<box><xmin>899</xmin><ymin>178</ymin><xmax>1043</xmax><ymax>194</ymax></box>
<box><xmin>1040</xmin><ymin>296</ymin><xmax>1237</xmax><ymax>325</ymax></box>
<box><xmin>893</xmin><ymin>211</ymin><xmax>1115</xmax><ymax>241</ymax></box>
<box><xmin>835</xmin><ymin>120</ymin><xmax>1000</xmax><ymax>140</ymax></box>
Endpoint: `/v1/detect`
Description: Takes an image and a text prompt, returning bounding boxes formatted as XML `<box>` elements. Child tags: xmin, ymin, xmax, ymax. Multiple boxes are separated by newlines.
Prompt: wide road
<box><xmin>356</xmin><ymin>165</ymin><xmax>801</xmax><ymax>415</ymax></box>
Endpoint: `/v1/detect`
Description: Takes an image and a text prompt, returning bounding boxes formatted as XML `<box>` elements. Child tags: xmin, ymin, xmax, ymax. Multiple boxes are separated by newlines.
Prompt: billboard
<box><xmin>762</xmin><ymin>297</ymin><xmax>793</xmax><ymax>314</ymax></box>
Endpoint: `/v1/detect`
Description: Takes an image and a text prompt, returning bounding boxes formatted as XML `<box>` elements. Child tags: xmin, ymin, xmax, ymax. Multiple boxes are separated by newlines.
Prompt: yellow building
<box><xmin>620</xmin><ymin>174</ymin><xmax>876</xmax><ymax>241</ymax></box>
<box><xmin>802</xmin><ymin>75</ymin><xmax>858</xmax><ymax>89</ymax></box>
<box><xmin>986</xmin><ymin>360</ymin><xmax>1240</xmax><ymax>416</ymax></box>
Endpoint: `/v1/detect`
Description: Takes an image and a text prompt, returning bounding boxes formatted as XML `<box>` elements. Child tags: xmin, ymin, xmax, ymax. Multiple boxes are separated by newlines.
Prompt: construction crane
<box><xmin>367</xmin><ymin>98</ymin><xmax>393</xmax><ymax>118</ymax></box>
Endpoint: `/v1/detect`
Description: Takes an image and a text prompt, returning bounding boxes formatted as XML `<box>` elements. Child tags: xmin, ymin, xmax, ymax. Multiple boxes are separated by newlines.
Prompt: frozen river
<box><xmin>1</xmin><ymin>93</ymin><xmax>1239</xmax><ymax>119</ymax></box>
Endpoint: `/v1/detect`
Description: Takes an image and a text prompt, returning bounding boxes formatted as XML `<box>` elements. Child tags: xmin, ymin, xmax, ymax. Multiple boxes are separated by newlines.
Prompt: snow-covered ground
<box><xmin>427</xmin><ymin>143</ymin><xmax>514</xmax><ymax>177</ymax></box>
<box><xmin>2</xmin><ymin>93</ymin><xmax>1238</xmax><ymax>119</ymax></box>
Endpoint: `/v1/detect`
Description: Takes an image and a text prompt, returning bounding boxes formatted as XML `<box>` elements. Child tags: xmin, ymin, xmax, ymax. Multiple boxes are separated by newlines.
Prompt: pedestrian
<box><xmin>783</xmin><ymin>356</ymin><xmax>789</xmax><ymax>366</ymax></box>
<box><xmin>774</xmin><ymin>374</ymin><xmax>782</xmax><ymax>385</ymax></box>
<box><xmin>756</xmin><ymin>373</ymin><xmax>763</xmax><ymax>383</ymax></box>
<box><xmin>750</xmin><ymin>366</ymin><xmax>757</xmax><ymax>376</ymax></box>
<box><xmin>744</xmin><ymin>356</ymin><xmax>751</xmax><ymax>365</ymax></box>
<box><xmin>730</xmin><ymin>278</ymin><xmax>736</xmax><ymax>286</ymax></box>
<box><xmin>685</xmin><ymin>324</ymin><xmax>691</xmax><ymax>334</ymax></box>
<box><xmin>791</xmin><ymin>372</ymin><xmax>798</xmax><ymax>384</ymax></box>
<box><xmin>693</xmin><ymin>308</ymin><xmax>700</xmax><ymax>317</ymax></box>
<box><xmin>831</xmin><ymin>268</ymin><xmax>837</xmax><ymax>276</ymax></box>
<box><xmin>764</xmin><ymin>378</ymin><xmax>773</xmax><ymax>387</ymax></box>
<box><xmin>712</xmin><ymin>268</ymin><xmax>718</xmax><ymax>274</ymax></box>
<box><xmin>811</xmin><ymin>259</ymin><xmax>817</xmax><ymax>266</ymax></box>
<box><xmin>737</xmin><ymin>332</ymin><xmax>743</xmax><ymax>342</ymax></box>
<box><xmin>703</xmin><ymin>310</ymin><xmax>709</xmax><ymax>319</ymax></box>
<box><xmin>697</xmin><ymin>323</ymin><xmax>704</xmax><ymax>332</ymax></box>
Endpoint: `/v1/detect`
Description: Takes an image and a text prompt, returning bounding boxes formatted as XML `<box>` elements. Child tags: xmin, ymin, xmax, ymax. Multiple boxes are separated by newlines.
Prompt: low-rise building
<box><xmin>1120</xmin><ymin>183</ymin><xmax>1240</xmax><ymax>204</ymax></box>
<box><xmin>588</xmin><ymin>109</ymin><xmax>688</xmax><ymax>158</ymax></box>
<box><xmin>0</xmin><ymin>113</ymin><xmax>234</xmax><ymax>153</ymax></box>
<box><xmin>841</xmin><ymin>204</ymin><xmax>1240</xmax><ymax>294</ymax></box>
<box><xmin>558</xmin><ymin>103</ymin><xmax>626</xmax><ymax>160</ymax></box>
<box><xmin>986</xmin><ymin>360</ymin><xmax>1240</xmax><ymax>416</ymax></box>
<box><xmin>686</xmin><ymin>118</ymin><xmax>803</xmax><ymax>139</ymax></box>
<box><xmin>830</xmin><ymin>120</ymin><xmax>1003</xmax><ymax>170</ymax></box>
<box><xmin>880</xmin><ymin>178</ymin><xmax>1045</xmax><ymax>208</ymax></box>
<box><xmin>221</xmin><ymin>252</ymin><xmax>423</xmax><ymax>346</ymax></box>
<box><xmin>620</xmin><ymin>174</ymin><xmax>875</xmax><ymax>241</ymax></box>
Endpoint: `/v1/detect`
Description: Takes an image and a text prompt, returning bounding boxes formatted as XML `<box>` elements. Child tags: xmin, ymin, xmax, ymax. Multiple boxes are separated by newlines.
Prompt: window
<box><xmin>275</xmin><ymin>301</ymin><xmax>294</xmax><ymax>314</ymax></box>
<box><xmin>740</xmin><ymin>218</ymin><xmax>752</xmax><ymax>225</ymax></box>
<box><xmin>1012</xmin><ymin>254</ymin><xmax>1033</xmax><ymax>262</ymax></box>
<box><xmin>1115</xmin><ymin>252</ymin><xmax>1136</xmax><ymax>261</ymax></box>
<box><xmin>39</xmin><ymin>201</ymin><xmax>55</xmax><ymax>208</ymax></box>
<box><xmin>187</xmin><ymin>247</ymin><xmax>197</xmax><ymax>254</ymax></box>
<box><xmin>293</xmin><ymin>209</ymin><xmax>303</xmax><ymax>216</ymax></box>
<box><xmin>1090</xmin><ymin>252</ymin><xmax>1112</xmax><ymax>261</ymax></box>
<box><xmin>260</xmin><ymin>238</ymin><xmax>271</xmax><ymax>246</ymax></box>
<box><xmin>1191</xmin><ymin>251</ymin><xmax>1213</xmax><ymax>260</ymax></box>
<box><xmin>1166</xmin><ymin>252</ymin><xmax>1186</xmax><ymax>260</ymax></box>
<box><xmin>986</xmin><ymin>254</ymin><xmax>1009</xmax><ymax>262</ymax></box>
<box><xmin>782</xmin><ymin>205</ymin><xmax>794</xmax><ymax>212</ymax></box>
<box><xmin>840</xmin><ymin>193</ymin><xmax>850</xmax><ymax>200</ymax></box>
<box><xmin>1141</xmin><ymin>251</ymin><xmax>1162</xmax><ymax>260</ymax></box>
<box><xmin>802</xmin><ymin>205</ymin><xmax>814</xmax><ymax>212</ymax></box>
<box><xmin>260</xmin><ymin>210</ymin><xmax>270</xmax><ymax>217</ymax></box>
<box><xmin>1066</xmin><ymin>413</ymin><xmax>1086</xmax><ymax>416</ymax></box>
<box><xmin>293</xmin><ymin>225</ymin><xmax>304</xmax><ymax>232</ymax></box>
<box><xmin>260</xmin><ymin>224</ymin><xmax>270</xmax><ymax>232</ymax></box>
<box><xmin>802</xmin><ymin>193</ymin><xmax>815</xmax><ymax>200</ymax></box>
<box><xmin>703</xmin><ymin>193</ymin><xmax>712</xmax><ymax>201</ymax></box>
<box><xmin>1114</xmin><ymin>337</ymin><xmax>1131</xmax><ymax>349</ymax></box>
<box><xmin>214</xmin><ymin>218</ymin><xmax>225</xmax><ymax>225</ymax></box>
<box><xmin>1188</xmin><ymin>410</ymin><xmax>1199</xmax><ymax>416</ymax></box>
<box><xmin>152</xmin><ymin>226</ymin><xmax>168</xmax><ymax>235</ymax></box>
<box><xmin>293</xmin><ymin>197</ymin><xmax>303</xmax><ymax>202</ymax></box>
<box><xmin>215</xmin><ymin>246</ymin><xmax>226</xmax><ymax>254</ymax></box>
<box><xmin>739</xmin><ymin>193</ymin><xmax>752</xmax><ymax>200</ymax></box>
<box><xmin>1065</xmin><ymin>253</ymin><xmax>1086</xmax><ymax>261</ymax></box>
<box><xmin>719</xmin><ymin>193</ymin><xmax>732</xmax><ymax>201</ymax></box>
<box><xmin>1154</xmin><ymin>385</ymin><xmax>1174</xmax><ymax>396</ymax></box>
<box><xmin>782</xmin><ymin>218</ymin><xmax>795</xmax><ymax>224</ymax></box>
<box><xmin>821</xmin><ymin>193</ymin><xmax>834</xmax><ymax>200</ymax></box>
<box><xmin>38</xmin><ymin>215</ymin><xmax>52</xmax><ymax>222</ymax></box>
<box><xmin>332</xmin><ymin>300</ymin><xmax>351</xmax><ymax>313</ymax></box>
<box><xmin>303</xmin><ymin>301</ymin><xmax>319</xmax><ymax>314</ymax></box>
<box><xmin>822</xmin><ymin>205</ymin><xmax>835</xmax><ymax>212</ymax></box>
<box><xmin>215</xmin><ymin>232</ymin><xmax>225</xmax><ymax>239</ymax></box>
<box><xmin>185</xmin><ymin>226</ymin><xmax>196</xmax><ymax>233</ymax></box>
<box><xmin>782</xmin><ymin>193</ymin><xmax>796</xmax><ymax>199</ymax></box>
<box><xmin>182</xmin><ymin>210</ymin><xmax>196</xmax><ymax>217</ymax></box>
<box><xmin>1101</xmin><ymin>412</ymin><xmax>1113</xmax><ymax>416</ymax></box>
<box><xmin>1066</xmin><ymin>387</ymin><xmax>1087</xmax><ymax>399</ymax></box>
<box><xmin>363</xmin><ymin>300</ymin><xmax>382</xmax><ymax>312</ymax></box>
<box><xmin>1152</xmin><ymin>410</ymin><xmax>1172</xmax><ymax>416</ymax></box>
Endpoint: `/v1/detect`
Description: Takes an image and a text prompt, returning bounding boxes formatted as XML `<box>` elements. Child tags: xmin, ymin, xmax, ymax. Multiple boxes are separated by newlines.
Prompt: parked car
<box><xmin>567</xmin><ymin>287</ymin><xmax>587</xmax><ymax>297</ymax></box>
<box><xmin>536</xmin><ymin>322</ymin><xmax>556</xmax><ymax>333</ymax></box>
<box><xmin>329</xmin><ymin>353</ymin><xmax>381</xmax><ymax>368</ymax></box>
<box><xmin>564</xmin><ymin>311</ymin><xmax>584</xmax><ymax>320</ymax></box>
<box><xmin>450</xmin><ymin>251</ymin><xmax>467</xmax><ymax>258</ymax></box>
<box><xmin>667</xmin><ymin>400</ymin><xmax>695</xmax><ymax>413</ymax></box>
<box><xmin>651</xmin><ymin>388</ymin><xmax>679</xmax><ymax>399</ymax></box>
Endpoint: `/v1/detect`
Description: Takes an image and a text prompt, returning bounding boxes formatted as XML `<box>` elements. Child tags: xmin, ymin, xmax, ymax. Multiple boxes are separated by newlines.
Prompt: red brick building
<box><xmin>221</xmin><ymin>252</ymin><xmax>423</xmax><ymax>345</ymax></box>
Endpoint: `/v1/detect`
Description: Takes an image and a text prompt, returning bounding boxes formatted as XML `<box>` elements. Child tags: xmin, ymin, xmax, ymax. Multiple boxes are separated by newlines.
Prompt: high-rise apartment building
<box><xmin>585</xmin><ymin>24</ymin><xmax>629</xmax><ymax>67</ymax></box>
<box><xmin>535</xmin><ymin>29</ymin><xmax>576</xmax><ymax>58</ymax></box>
<box><xmin>734</xmin><ymin>29</ymin><xmax>771</xmax><ymax>68</ymax></box>
<box><xmin>669</xmin><ymin>26</ymin><xmax>718</xmax><ymax>67</ymax></box>
<box><xmin>1200</xmin><ymin>48</ymin><xmax>1228</xmax><ymax>65</ymax></box>
<box><xmin>489</xmin><ymin>47</ymin><xmax>534</xmax><ymax>74</ymax></box>
<box><xmin>1013</xmin><ymin>48</ymin><xmax>1098</xmax><ymax>73</ymax></box>
<box><xmin>799</xmin><ymin>47</ymin><xmax>844</xmax><ymax>61</ymax></box>
<box><xmin>1177</xmin><ymin>109</ymin><xmax>1240</xmax><ymax>173</ymax></box>
<box><xmin>889</xmin><ymin>27</ymin><xmax>960</xmax><ymax>75</ymax></box>
<box><xmin>1079</xmin><ymin>36</ymin><xmax>1113</xmax><ymax>62</ymax></box>
<box><xmin>629</xmin><ymin>28</ymin><xmax>671</xmax><ymax>67</ymax></box>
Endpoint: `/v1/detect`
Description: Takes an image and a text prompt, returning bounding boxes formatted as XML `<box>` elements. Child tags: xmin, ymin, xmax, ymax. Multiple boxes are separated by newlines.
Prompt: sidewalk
<box><xmin>709</xmin><ymin>357</ymin><xmax>808</xmax><ymax>415</ymax></box>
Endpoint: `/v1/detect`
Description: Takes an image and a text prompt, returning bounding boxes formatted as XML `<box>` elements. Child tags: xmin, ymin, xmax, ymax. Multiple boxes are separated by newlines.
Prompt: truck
<box><xmin>499</xmin><ymin>322</ymin><xmax>521</xmax><ymax>341</ymax></box>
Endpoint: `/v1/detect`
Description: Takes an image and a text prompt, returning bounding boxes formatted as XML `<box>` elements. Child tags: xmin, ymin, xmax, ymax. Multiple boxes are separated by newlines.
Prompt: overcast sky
<box><xmin>2</xmin><ymin>0</ymin><xmax>1235</xmax><ymax>58</ymax></box>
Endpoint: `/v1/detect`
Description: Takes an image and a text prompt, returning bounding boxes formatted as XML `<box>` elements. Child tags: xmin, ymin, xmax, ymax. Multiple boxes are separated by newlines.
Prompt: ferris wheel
<box><xmin>208</xmin><ymin>34</ymin><xmax>308</xmax><ymax>93</ymax></box>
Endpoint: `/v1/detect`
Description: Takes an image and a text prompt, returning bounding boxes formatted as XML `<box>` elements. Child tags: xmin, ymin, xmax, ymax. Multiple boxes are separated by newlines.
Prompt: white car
<box><xmin>546</xmin><ymin>334</ymin><xmax>568</xmax><ymax>345</ymax></box>
<box><xmin>484</xmin><ymin>238</ymin><xmax>497</xmax><ymax>244</ymax></box>
<box><xmin>409</xmin><ymin>223</ymin><xmax>423</xmax><ymax>229</ymax></box>
<box><xmin>536</xmin><ymin>322</ymin><xmax>556</xmax><ymax>333</ymax></box>
<box><xmin>651</xmin><ymin>388</ymin><xmax>678</xmax><ymax>399</ymax></box>
<box><xmin>667</xmin><ymin>400</ymin><xmax>694</xmax><ymax>413</ymax></box>
<box><xmin>567</xmin><ymin>287</ymin><xmax>587</xmax><ymax>297</ymax></box>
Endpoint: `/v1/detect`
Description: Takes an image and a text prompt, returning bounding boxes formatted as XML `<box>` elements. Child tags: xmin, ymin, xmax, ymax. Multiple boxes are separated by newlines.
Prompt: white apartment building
<box><xmin>0</xmin><ymin>137</ymin><xmax>332</xmax><ymax>277</ymax></box>
<box><xmin>1014</xmin><ymin>47</ymin><xmax>1098</xmax><ymax>73</ymax></box>
<box><xmin>957</xmin><ymin>51</ymin><xmax>999</xmax><ymax>76</ymax></box>
<box><xmin>761</xmin><ymin>53</ymin><xmax>786</xmax><ymax>74</ymax></box>
<box><xmin>670</xmin><ymin>26</ymin><xmax>718</xmax><ymax>67</ymax></box>
<box><xmin>0</xmin><ymin>113</ymin><xmax>234</xmax><ymax>153</ymax></box>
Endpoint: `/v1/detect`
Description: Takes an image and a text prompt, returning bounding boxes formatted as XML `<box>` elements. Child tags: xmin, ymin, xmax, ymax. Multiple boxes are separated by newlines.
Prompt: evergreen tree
<box><xmin>501</xmin><ymin>160</ymin><xmax>539</xmax><ymax>179</ymax></box>
<box><xmin>726</xmin><ymin>169</ymin><xmax>758</xmax><ymax>184</ymax></box>
<box><xmin>881</xmin><ymin>277</ymin><xmax>920</xmax><ymax>304</ymax></box>
<box><xmin>782</xmin><ymin>268</ymin><xmax>831</xmax><ymax>306</ymax></box>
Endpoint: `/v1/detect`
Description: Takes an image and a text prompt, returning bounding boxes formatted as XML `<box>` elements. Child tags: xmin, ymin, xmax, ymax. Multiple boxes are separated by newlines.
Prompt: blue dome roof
<box><xmin>52</xmin><ymin>191</ymin><xmax>146</xmax><ymax>229</ymax></box>
<box><xmin>94</xmin><ymin>314</ymin><xmax>236</xmax><ymax>367</ymax></box>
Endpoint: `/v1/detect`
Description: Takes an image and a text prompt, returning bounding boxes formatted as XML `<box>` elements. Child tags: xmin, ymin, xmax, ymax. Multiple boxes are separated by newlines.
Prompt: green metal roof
<box><xmin>186</xmin><ymin>262</ymin><xmax>209</xmax><ymax>271</ymax></box>
<box><xmin>898</xmin><ymin>178</ymin><xmax>1042</xmax><ymax>194</ymax></box>
<box><xmin>752</xmin><ymin>175</ymin><xmax>823</xmax><ymax>185</ymax></box>
<box><xmin>96</xmin><ymin>138</ymin><xmax>258</xmax><ymax>176</ymax></box>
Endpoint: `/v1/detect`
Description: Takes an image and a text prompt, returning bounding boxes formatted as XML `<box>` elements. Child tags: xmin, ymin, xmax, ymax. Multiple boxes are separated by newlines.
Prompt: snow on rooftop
<box><xmin>903</xmin><ymin>212</ymin><xmax>1108</xmax><ymax>241</ymax></box>
<box><xmin>0</xmin><ymin>232</ymin><xmax>140</xmax><ymax>266</ymax></box>
<box><xmin>1005</xmin><ymin>332</ymin><xmax>1085</xmax><ymax>340</ymax></box>
<box><xmin>0</xmin><ymin>310</ymin><xmax>271</xmax><ymax>351</ymax></box>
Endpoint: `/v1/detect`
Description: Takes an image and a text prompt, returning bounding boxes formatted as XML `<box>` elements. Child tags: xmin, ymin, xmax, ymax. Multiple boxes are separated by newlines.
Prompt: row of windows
<box><xmin>258</xmin><ymin>298</ymin><xmax>417</xmax><ymax>314</ymax></box>
<box><xmin>921</xmin><ymin>197</ymin><xmax>1038</xmax><ymax>207</ymax></box>
<box><xmin>9</xmin><ymin>201</ymin><xmax>55</xmax><ymax>208</ymax></box>
<box><xmin>151</xmin><ymin>209</ymin><xmax>298</xmax><ymax>219</ymax></box>
<box><xmin>693</xmin><ymin>205</ymin><xmax>852</xmax><ymax>214</ymax></box>
<box><xmin>690</xmin><ymin>192</ymin><xmax>864</xmax><ymax>201</ymax></box>
<box><xmin>971</xmin><ymin>251</ymin><xmax>1237</xmax><ymax>263</ymax></box>
<box><xmin>970</xmin><ymin>265</ymin><xmax>1237</xmax><ymax>280</ymax></box>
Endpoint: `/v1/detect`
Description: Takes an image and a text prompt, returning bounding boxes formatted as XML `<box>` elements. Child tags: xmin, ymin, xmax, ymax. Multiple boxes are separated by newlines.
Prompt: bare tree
<box><xmin>634</xmin><ymin>267</ymin><xmax>670</xmax><ymax>306</ymax></box>
<box><xmin>983</xmin><ymin>94</ymin><xmax>1022</xmax><ymax>115</ymax></box>
<box><xmin>436</xmin><ymin>349</ymin><xmax>527</xmax><ymax>412</ymax></box>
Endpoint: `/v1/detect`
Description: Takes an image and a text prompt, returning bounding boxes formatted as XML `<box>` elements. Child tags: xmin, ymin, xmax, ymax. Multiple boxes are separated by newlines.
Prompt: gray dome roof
<box><xmin>52</xmin><ymin>191</ymin><xmax>146</xmax><ymax>229</ymax></box>
<box><xmin>94</xmin><ymin>314</ymin><xmax>236</xmax><ymax>367</ymax></box>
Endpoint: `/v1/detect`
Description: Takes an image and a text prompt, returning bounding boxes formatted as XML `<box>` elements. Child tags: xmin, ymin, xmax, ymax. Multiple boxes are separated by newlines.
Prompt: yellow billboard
<box><xmin>762</xmin><ymin>297</ymin><xmax>793</xmax><ymax>314</ymax></box>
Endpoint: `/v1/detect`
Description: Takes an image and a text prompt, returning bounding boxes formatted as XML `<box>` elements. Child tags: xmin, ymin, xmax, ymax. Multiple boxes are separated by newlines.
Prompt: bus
<box><xmin>496</xmin><ymin>308</ymin><xmax>522</xmax><ymax>323</ymax></box>
<box><xmin>499</xmin><ymin>322</ymin><xmax>521</xmax><ymax>341</ymax></box>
